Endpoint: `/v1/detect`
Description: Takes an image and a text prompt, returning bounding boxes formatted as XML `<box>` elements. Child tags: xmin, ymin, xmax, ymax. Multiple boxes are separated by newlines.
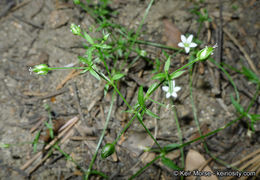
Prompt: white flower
<box><xmin>178</xmin><ymin>34</ymin><xmax>197</xmax><ymax>54</ymax></box>
<box><xmin>162</xmin><ymin>80</ymin><xmax>181</xmax><ymax>98</ymax></box>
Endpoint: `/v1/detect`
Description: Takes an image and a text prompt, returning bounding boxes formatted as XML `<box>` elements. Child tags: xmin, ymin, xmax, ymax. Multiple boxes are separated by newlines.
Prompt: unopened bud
<box><xmin>70</xmin><ymin>23</ymin><xmax>81</xmax><ymax>36</ymax></box>
<box><xmin>32</xmin><ymin>64</ymin><xmax>49</xmax><ymax>75</ymax></box>
<box><xmin>196</xmin><ymin>44</ymin><xmax>217</xmax><ymax>61</ymax></box>
<box><xmin>101</xmin><ymin>143</ymin><xmax>115</xmax><ymax>159</ymax></box>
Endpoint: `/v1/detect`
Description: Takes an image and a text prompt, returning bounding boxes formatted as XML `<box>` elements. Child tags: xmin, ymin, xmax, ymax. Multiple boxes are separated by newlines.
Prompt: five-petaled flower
<box><xmin>178</xmin><ymin>34</ymin><xmax>197</xmax><ymax>54</ymax></box>
<box><xmin>162</xmin><ymin>80</ymin><xmax>181</xmax><ymax>99</ymax></box>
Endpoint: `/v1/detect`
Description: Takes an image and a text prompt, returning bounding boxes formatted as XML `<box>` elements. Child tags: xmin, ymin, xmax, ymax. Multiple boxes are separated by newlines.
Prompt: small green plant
<box><xmin>27</xmin><ymin>0</ymin><xmax>259</xmax><ymax>179</ymax></box>
<box><xmin>230</xmin><ymin>67</ymin><xmax>260</xmax><ymax>131</ymax></box>
<box><xmin>31</xmin><ymin>23</ymin><xmax>216</xmax><ymax>178</ymax></box>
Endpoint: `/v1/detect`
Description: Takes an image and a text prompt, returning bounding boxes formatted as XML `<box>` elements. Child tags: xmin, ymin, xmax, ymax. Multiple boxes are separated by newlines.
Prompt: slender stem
<box><xmin>48</xmin><ymin>67</ymin><xmax>86</xmax><ymax>70</ymax></box>
<box><xmin>129</xmin><ymin>154</ymin><xmax>161</xmax><ymax>180</ymax></box>
<box><xmin>245</xmin><ymin>84</ymin><xmax>259</xmax><ymax>113</ymax></box>
<box><xmin>119</xmin><ymin>0</ymin><xmax>154</xmax><ymax>71</ymax></box>
<box><xmin>210</xmin><ymin>58</ymin><xmax>240</xmax><ymax>102</ymax></box>
<box><xmin>113</xmin><ymin>107</ymin><xmax>141</xmax><ymax>143</ymax></box>
<box><xmin>133</xmin><ymin>39</ymin><xmax>181</xmax><ymax>51</ymax></box>
<box><xmin>130</xmin><ymin>115</ymin><xmax>243</xmax><ymax>179</ymax></box>
<box><xmin>136</xmin><ymin>111</ymin><xmax>162</xmax><ymax>150</ymax></box>
<box><xmin>111</xmin><ymin>83</ymin><xmax>132</xmax><ymax>110</ymax></box>
<box><xmin>55</xmin><ymin>144</ymin><xmax>86</xmax><ymax>173</ymax></box>
<box><xmin>171</xmin><ymin>100</ymin><xmax>184</xmax><ymax>169</ymax></box>
<box><xmin>98</xmin><ymin>49</ymin><xmax>111</xmax><ymax>77</ymax></box>
<box><xmin>85</xmin><ymin>91</ymin><xmax>116</xmax><ymax>180</ymax></box>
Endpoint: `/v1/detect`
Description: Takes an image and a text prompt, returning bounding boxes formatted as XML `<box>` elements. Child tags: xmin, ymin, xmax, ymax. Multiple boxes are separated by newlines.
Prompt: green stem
<box><xmin>210</xmin><ymin>58</ymin><xmax>240</xmax><ymax>102</ymax></box>
<box><xmin>133</xmin><ymin>39</ymin><xmax>181</xmax><ymax>51</ymax></box>
<box><xmin>131</xmin><ymin>114</ymin><xmax>245</xmax><ymax>179</ymax></box>
<box><xmin>55</xmin><ymin>144</ymin><xmax>85</xmax><ymax>173</ymax></box>
<box><xmin>136</xmin><ymin>111</ymin><xmax>162</xmax><ymax>150</ymax></box>
<box><xmin>48</xmin><ymin>67</ymin><xmax>86</xmax><ymax>70</ymax></box>
<box><xmin>171</xmin><ymin>100</ymin><xmax>184</xmax><ymax>169</ymax></box>
<box><xmin>98</xmin><ymin>49</ymin><xmax>111</xmax><ymax>77</ymax></box>
<box><xmin>129</xmin><ymin>154</ymin><xmax>161</xmax><ymax>180</ymax></box>
<box><xmin>113</xmin><ymin>107</ymin><xmax>142</xmax><ymax>143</ymax></box>
<box><xmin>245</xmin><ymin>84</ymin><xmax>260</xmax><ymax>113</ymax></box>
<box><xmin>85</xmin><ymin>91</ymin><xmax>116</xmax><ymax>180</ymax></box>
<box><xmin>120</xmin><ymin>0</ymin><xmax>154</xmax><ymax>71</ymax></box>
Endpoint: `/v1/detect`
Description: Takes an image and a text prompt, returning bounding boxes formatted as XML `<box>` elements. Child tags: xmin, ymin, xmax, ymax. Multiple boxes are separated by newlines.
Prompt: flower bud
<box><xmin>32</xmin><ymin>64</ymin><xmax>49</xmax><ymax>75</ymax></box>
<box><xmin>70</xmin><ymin>23</ymin><xmax>81</xmax><ymax>36</ymax></box>
<box><xmin>196</xmin><ymin>45</ymin><xmax>215</xmax><ymax>61</ymax></box>
<box><xmin>101</xmin><ymin>143</ymin><xmax>115</xmax><ymax>159</ymax></box>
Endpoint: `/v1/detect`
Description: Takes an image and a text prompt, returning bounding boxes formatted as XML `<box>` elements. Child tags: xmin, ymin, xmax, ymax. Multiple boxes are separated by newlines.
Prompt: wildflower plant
<box><xmin>28</xmin><ymin>0</ymin><xmax>247</xmax><ymax>179</ymax></box>
<box><xmin>30</xmin><ymin>23</ymin><xmax>217</xmax><ymax>177</ymax></box>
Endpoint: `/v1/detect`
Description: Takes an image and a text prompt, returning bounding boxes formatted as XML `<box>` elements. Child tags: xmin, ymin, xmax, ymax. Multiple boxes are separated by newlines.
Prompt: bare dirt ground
<box><xmin>0</xmin><ymin>0</ymin><xmax>259</xmax><ymax>179</ymax></box>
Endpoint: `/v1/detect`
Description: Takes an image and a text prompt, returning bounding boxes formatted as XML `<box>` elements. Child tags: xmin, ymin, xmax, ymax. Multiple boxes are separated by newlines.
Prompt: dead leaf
<box><xmin>162</xmin><ymin>19</ymin><xmax>182</xmax><ymax>48</ymax></box>
<box><xmin>40</xmin><ymin>119</ymin><xmax>65</xmax><ymax>143</ymax></box>
<box><xmin>185</xmin><ymin>149</ymin><xmax>218</xmax><ymax>180</ymax></box>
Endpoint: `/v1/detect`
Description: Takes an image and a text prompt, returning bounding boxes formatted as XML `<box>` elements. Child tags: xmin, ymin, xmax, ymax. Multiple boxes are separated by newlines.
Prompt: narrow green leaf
<box><xmin>0</xmin><ymin>143</ymin><xmax>10</xmax><ymax>148</ymax></box>
<box><xmin>86</xmin><ymin>47</ymin><xmax>94</xmax><ymax>64</ymax></box>
<box><xmin>33</xmin><ymin>131</ymin><xmax>41</xmax><ymax>152</ymax></box>
<box><xmin>95</xmin><ymin>44</ymin><xmax>112</xmax><ymax>49</ymax></box>
<box><xmin>163</xmin><ymin>143</ymin><xmax>180</xmax><ymax>152</ymax></box>
<box><xmin>152</xmin><ymin>73</ymin><xmax>166</xmax><ymax>80</ymax></box>
<box><xmin>78</xmin><ymin>56</ymin><xmax>88</xmax><ymax>64</ymax></box>
<box><xmin>90</xmin><ymin>170</ymin><xmax>109</xmax><ymax>179</ymax></box>
<box><xmin>112</xmin><ymin>73</ymin><xmax>125</xmax><ymax>80</ymax></box>
<box><xmin>138</xmin><ymin>86</ymin><xmax>145</xmax><ymax>109</ymax></box>
<box><xmin>137</xmin><ymin>112</ymin><xmax>143</xmax><ymax>121</ymax></box>
<box><xmin>146</xmin><ymin>83</ymin><xmax>158</xmax><ymax>97</ymax></box>
<box><xmin>251</xmin><ymin>114</ymin><xmax>260</xmax><ymax>121</ymax></box>
<box><xmin>242</xmin><ymin>66</ymin><xmax>260</xmax><ymax>84</ymax></box>
<box><xmin>230</xmin><ymin>95</ymin><xmax>244</xmax><ymax>114</ymax></box>
<box><xmin>161</xmin><ymin>156</ymin><xmax>182</xmax><ymax>170</ymax></box>
<box><xmin>146</xmin><ymin>109</ymin><xmax>159</xmax><ymax>119</ymax></box>
<box><xmin>104</xmin><ymin>84</ymin><xmax>109</xmax><ymax>96</ymax></box>
<box><xmin>164</xmin><ymin>57</ymin><xmax>171</xmax><ymax>73</ymax></box>
<box><xmin>80</xmin><ymin>67</ymin><xmax>89</xmax><ymax>74</ymax></box>
<box><xmin>250</xmin><ymin>114</ymin><xmax>260</xmax><ymax>131</ymax></box>
<box><xmin>169</xmin><ymin>70</ymin><xmax>186</xmax><ymax>80</ymax></box>
<box><xmin>89</xmin><ymin>69</ymin><xmax>101</xmax><ymax>80</ymax></box>
<box><xmin>83</xmin><ymin>31</ymin><xmax>94</xmax><ymax>45</ymax></box>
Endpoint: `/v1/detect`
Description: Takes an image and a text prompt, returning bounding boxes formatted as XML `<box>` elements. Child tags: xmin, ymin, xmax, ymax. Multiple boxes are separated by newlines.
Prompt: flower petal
<box><xmin>178</xmin><ymin>42</ymin><xmax>185</xmax><ymax>48</ymax></box>
<box><xmin>186</xmin><ymin>34</ymin><xmax>193</xmax><ymax>43</ymax></box>
<box><xmin>189</xmin><ymin>42</ymin><xmax>197</xmax><ymax>48</ymax></box>
<box><xmin>171</xmin><ymin>92</ymin><xmax>177</xmax><ymax>98</ymax></box>
<box><xmin>201</xmin><ymin>46</ymin><xmax>207</xmax><ymax>57</ymax></box>
<box><xmin>174</xmin><ymin>86</ymin><xmax>181</xmax><ymax>92</ymax></box>
<box><xmin>184</xmin><ymin>47</ymin><xmax>190</xmax><ymax>54</ymax></box>
<box><xmin>162</xmin><ymin>86</ymin><xmax>169</xmax><ymax>92</ymax></box>
<box><xmin>166</xmin><ymin>92</ymin><xmax>171</xmax><ymax>98</ymax></box>
<box><xmin>171</xmin><ymin>80</ymin><xmax>175</xmax><ymax>87</ymax></box>
<box><xmin>181</xmin><ymin>35</ymin><xmax>186</xmax><ymax>43</ymax></box>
